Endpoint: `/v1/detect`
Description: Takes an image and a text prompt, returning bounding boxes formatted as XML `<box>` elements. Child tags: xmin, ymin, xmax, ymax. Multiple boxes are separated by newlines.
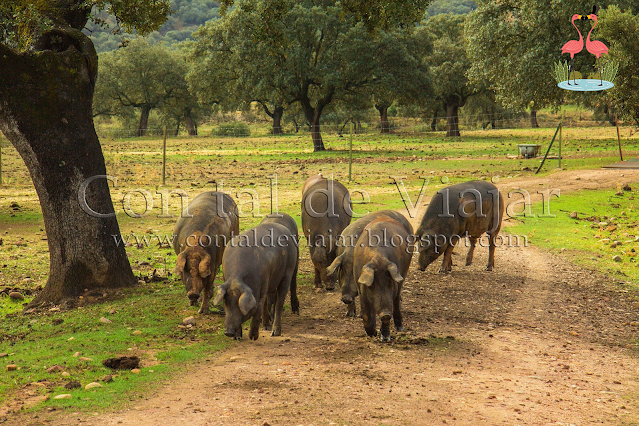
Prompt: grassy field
<box><xmin>510</xmin><ymin>187</ymin><xmax>639</xmax><ymax>283</ymax></box>
<box><xmin>1</xmin><ymin>111</ymin><xmax>639</xmax><ymax>414</ymax></box>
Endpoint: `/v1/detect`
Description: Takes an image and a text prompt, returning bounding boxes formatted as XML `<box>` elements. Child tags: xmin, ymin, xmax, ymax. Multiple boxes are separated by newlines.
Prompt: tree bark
<box><xmin>310</xmin><ymin>115</ymin><xmax>325</xmax><ymax>152</ymax></box>
<box><xmin>300</xmin><ymin>100</ymin><xmax>326</xmax><ymax>152</ymax></box>
<box><xmin>184</xmin><ymin>110</ymin><xmax>197</xmax><ymax>136</ymax></box>
<box><xmin>0</xmin><ymin>31</ymin><xmax>136</xmax><ymax>305</ymax></box>
<box><xmin>138</xmin><ymin>104</ymin><xmax>151</xmax><ymax>137</ymax></box>
<box><xmin>530</xmin><ymin>109</ymin><xmax>539</xmax><ymax>128</ymax></box>
<box><xmin>445</xmin><ymin>100</ymin><xmax>461</xmax><ymax>137</ymax></box>
<box><xmin>272</xmin><ymin>106</ymin><xmax>284</xmax><ymax>135</ymax></box>
<box><xmin>430</xmin><ymin>117</ymin><xmax>438</xmax><ymax>131</ymax></box>
<box><xmin>376</xmin><ymin>104</ymin><xmax>391</xmax><ymax>134</ymax></box>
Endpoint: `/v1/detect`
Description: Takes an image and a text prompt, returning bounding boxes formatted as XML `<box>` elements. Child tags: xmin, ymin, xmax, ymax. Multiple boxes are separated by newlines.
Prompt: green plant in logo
<box><xmin>600</xmin><ymin>59</ymin><xmax>619</xmax><ymax>83</ymax></box>
<box><xmin>553</xmin><ymin>60</ymin><xmax>569</xmax><ymax>84</ymax></box>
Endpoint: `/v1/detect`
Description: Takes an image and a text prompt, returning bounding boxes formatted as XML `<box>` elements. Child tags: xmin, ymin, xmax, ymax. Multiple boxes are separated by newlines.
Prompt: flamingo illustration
<box><xmin>586</xmin><ymin>6</ymin><xmax>609</xmax><ymax>86</ymax></box>
<box><xmin>561</xmin><ymin>14</ymin><xmax>585</xmax><ymax>85</ymax></box>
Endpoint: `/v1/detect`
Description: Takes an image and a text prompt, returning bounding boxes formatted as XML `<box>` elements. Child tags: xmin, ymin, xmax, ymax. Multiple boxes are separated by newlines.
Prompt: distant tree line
<box><xmin>93</xmin><ymin>0</ymin><xmax>639</xmax><ymax>150</ymax></box>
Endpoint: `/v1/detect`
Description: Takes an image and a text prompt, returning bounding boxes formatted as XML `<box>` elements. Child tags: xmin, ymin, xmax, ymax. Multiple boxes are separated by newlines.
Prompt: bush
<box><xmin>212</xmin><ymin>122</ymin><xmax>251</xmax><ymax>137</ymax></box>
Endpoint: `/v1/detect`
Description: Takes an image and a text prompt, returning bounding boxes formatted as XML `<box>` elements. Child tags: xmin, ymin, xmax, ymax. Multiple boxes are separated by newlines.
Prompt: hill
<box><xmin>87</xmin><ymin>0</ymin><xmax>221</xmax><ymax>52</ymax></box>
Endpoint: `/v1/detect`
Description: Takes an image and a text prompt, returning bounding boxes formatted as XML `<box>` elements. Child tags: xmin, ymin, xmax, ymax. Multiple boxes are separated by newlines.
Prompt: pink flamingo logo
<box><xmin>586</xmin><ymin>5</ymin><xmax>609</xmax><ymax>86</ymax></box>
<box><xmin>561</xmin><ymin>14</ymin><xmax>586</xmax><ymax>86</ymax></box>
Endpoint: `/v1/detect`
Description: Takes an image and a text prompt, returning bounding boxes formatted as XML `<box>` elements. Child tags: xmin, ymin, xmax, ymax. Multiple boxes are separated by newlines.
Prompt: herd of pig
<box><xmin>172</xmin><ymin>176</ymin><xmax>504</xmax><ymax>342</ymax></box>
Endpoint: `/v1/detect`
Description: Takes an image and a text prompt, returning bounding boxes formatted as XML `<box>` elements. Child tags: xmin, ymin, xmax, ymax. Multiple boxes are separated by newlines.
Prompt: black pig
<box><xmin>353</xmin><ymin>217</ymin><xmax>412</xmax><ymax>342</ymax></box>
<box><xmin>416</xmin><ymin>180</ymin><xmax>504</xmax><ymax>273</ymax></box>
<box><xmin>301</xmin><ymin>178</ymin><xmax>352</xmax><ymax>291</ymax></box>
<box><xmin>327</xmin><ymin>210</ymin><xmax>413</xmax><ymax>317</ymax></box>
<box><xmin>173</xmin><ymin>192</ymin><xmax>239</xmax><ymax>313</ymax></box>
<box><xmin>214</xmin><ymin>222</ymin><xmax>298</xmax><ymax>340</ymax></box>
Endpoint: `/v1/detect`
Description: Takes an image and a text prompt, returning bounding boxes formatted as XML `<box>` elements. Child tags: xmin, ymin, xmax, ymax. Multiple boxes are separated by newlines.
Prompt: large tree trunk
<box><xmin>184</xmin><ymin>110</ymin><xmax>197</xmax><ymax>136</ymax></box>
<box><xmin>530</xmin><ymin>109</ymin><xmax>539</xmax><ymax>128</ymax></box>
<box><xmin>138</xmin><ymin>105</ymin><xmax>151</xmax><ymax>137</ymax></box>
<box><xmin>272</xmin><ymin>106</ymin><xmax>284</xmax><ymax>135</ymax></box>
<box><xmin>445</xmin><ymin>101</ymin><xmax>461</xmax><ymax>137</ymax></box>
<box><xmin>301</xmin><ymin>101</ymin><xmax>326</xmax><ymax>152</ymax></box>
<box><xmin>430</xmin><ymin>117</ymin><xmax>438</xmax><ymax>131</ymax></box>
<box><xmin>376</xmin><ymin>104</ymin><xmax>391</xmax><ymax>134</ymax></box>
<box><xmin>310</xmin><ymin>115</ymin><xmax>325</xmax><ymax>152</ymax></box>
<box><xmin>0</xmin><ymin>30</ymin><xmax>136</xmax><ymax>306</ymax></box>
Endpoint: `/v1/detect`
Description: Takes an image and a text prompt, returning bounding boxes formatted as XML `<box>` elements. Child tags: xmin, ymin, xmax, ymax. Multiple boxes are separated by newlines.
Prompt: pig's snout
<box><xmin>341</xmin><ymin>294</ymin><xmax>353</xmax><ymax>305</ymax></box>
<box><xmin>224</xmin><ymin>329</ymin><xmax>236</xmax><ymax>338</ymax></box>
<box><xmin>187</xmin><ymin>292</ymin><xmax>200</xmax><ymax>305</ymax></box>
<box><xmin>380</xmin><ymin>312</ymin><xmax>392</xmax><ymax>322</ymax></box>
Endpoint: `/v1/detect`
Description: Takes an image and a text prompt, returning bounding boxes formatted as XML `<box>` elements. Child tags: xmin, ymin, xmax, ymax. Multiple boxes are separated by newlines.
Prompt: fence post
<box><xmin>348</xmin><ymin>122</ymin><xmax>354</xmax><ymax>182</ymax></box>
<box><xmin>615</xmin><ymin>112</ymin><xmax>624</xmax><ymax>161</ymax></box>
<box><xmin>162</xmin><ymin>126</ymin><xmax>167</xmax><ymax>186</ymax></box>
<box><xmin>536</xmin><ymin>121</ymin><xmax>562</xmax><ymax>174</ymax></box>
<box><xmin>558</xmin><ymin>111</ymin><xmax>563</xmax><ymax>169</ymax></box>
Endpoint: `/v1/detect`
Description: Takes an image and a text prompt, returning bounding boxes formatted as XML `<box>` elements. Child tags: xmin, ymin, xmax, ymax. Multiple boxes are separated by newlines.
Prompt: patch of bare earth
<box><xmin>23</xmin><ymin>243</ymin><xmax>638</xmax><ymax>426</ymax></box>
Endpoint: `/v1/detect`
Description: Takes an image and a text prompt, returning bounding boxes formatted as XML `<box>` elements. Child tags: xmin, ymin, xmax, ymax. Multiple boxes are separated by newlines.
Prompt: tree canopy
<box><xmin>1</xmin><ymin>0</ymin><xmax>171</xmax><ymax>50</ymax></box>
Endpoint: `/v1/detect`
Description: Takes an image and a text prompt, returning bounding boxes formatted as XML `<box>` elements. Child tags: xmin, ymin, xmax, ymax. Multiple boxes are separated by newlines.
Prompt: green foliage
<box><xmin>94</xmin><ymin>39</ymin><xmax>199</xmax><ymax>135</ymax></box>
<box><xmin>218</xmin><ymin>0</ymin><xmax>432</xmax><ymax>31</ymax></box>
<box><xmin>0</xmin><ymin>0</ymin><xmax>171</xmax><ymax>50</ymax></box>
<box><xmin>426</xmin><ymin>0</ymin><xmax>477</xmax><ymax>16</ymax></box>
<box><xmin>88</xmin><ymin>0</ymin><xmax>221</xmax><ymax>53</ymax></box>
<box><xmin>553</xmin><ymin>60</ymin><xmax>570</xmax><ymax>84</ymax></box>
<box><xmin>213</xmin><ymin>121</ymin><xmax>251</xmax><ymax>136</ymax></box>
<box><xmin>595</xmin><ymin>6</ymin><xmax>639</xmax><ymax>125</ymax></box>
<box><xmin>191</xmin><ymin>0</ymin><xmax>425</xmax><ymax>145</ymax></box>
<box><xmin>466</xmin><ymin>0</ymin><xmax>597</xmax><ymax>111</ymax></box>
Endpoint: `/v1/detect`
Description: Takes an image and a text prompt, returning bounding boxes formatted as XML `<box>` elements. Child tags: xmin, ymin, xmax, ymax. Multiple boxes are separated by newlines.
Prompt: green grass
<box><xmin>510</xmin><ymin>187</ymin><xmax>639</xmax><ymax>282</ymax></box>
<box><xmin>0</xmin><ymin>280</ymin><xmax>233</xmax><ymax>411</ymax></box>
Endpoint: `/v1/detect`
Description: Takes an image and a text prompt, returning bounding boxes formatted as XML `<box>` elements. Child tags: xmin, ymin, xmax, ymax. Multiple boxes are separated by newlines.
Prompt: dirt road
<box><xmin>41</xmin><ymin>242</ymin><xmax>639</xmax><ymax>426</ymax></box>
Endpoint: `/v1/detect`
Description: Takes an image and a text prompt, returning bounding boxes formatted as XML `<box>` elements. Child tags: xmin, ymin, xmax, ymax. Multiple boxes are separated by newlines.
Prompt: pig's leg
<box><xmin>342</xmin><ymin>280</ymin><xmax>357</xmax><ymax>317</ymax></box>
<box><xmin>486</xmin><ymin>232</ymin><xmax>497</xmax><ymax>271</ymax></box>
<box><xmin>271</xmin><ymin>279</ymin><xmax>289</xmax><ymax>337</ymax></box>
<box><xmin>346</xmin><ymin>302</ymin><xmax>356</xmax><ymax>318</ymax></box>
<box><xmin>262</xmin><ymin>297</ymin><xmax>272</xmax><ymax>331</ymax></box>
<box><xmin>290</xmin><ymin>265</ymin><xmax>300</xmax><ymax>315</ymax></box>
<box><xmin>361</xmin><ymin>298</ymin><xmax>377</xmax><ymax>337</ymax></box>
<box><xmin>313</xmin><ymin>266</ymin><xmax>322</xmax><ymax>289</ymax></box>
<box><xmin>248</xmin><ymin>302</ymin><xmax>263</xmax><ymax>341</ymax></box>
<box><xmin>393</xmin><ymin>293</ymin><xmax>403</xmax><ymax>332</ymax></box>
<box><xmin>438</xmin><ymin>245</ymin><xmax>454</xmax><ymax>274</ymax></box>
<box><xmin>199</xmin><ymin>279</ymin><xmax>212</xmax><ymax>315</ymax></box>
<box><xmin>465</xmin><ymin>237</ymin><xmax>478</xmax><ymax>266</ymax></box>
<box><xmin>322</xmin><ymin>268</ymin><xmax>335</xmax><ymax>291</ymax></box>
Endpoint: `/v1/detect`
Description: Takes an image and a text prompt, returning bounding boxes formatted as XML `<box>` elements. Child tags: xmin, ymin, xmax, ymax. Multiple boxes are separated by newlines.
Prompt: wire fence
<box><xmin>95</xmin><ymin>112</ymin><xmax>620</xmax><ymax>140</ymax></box>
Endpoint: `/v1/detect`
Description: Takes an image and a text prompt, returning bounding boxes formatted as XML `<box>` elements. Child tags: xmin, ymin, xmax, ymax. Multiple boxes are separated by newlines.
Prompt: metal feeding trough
<box><xmin>517</xmin><ymin>144</ymin><xmax>541</xmax><ymax>159</ymax></box>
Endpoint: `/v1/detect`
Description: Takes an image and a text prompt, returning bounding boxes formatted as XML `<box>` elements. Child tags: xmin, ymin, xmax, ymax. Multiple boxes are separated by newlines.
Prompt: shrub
<box><xmin>212</xmin><ymin>121</ymin><xmax>251</xmax><ymax>137</ymax></box>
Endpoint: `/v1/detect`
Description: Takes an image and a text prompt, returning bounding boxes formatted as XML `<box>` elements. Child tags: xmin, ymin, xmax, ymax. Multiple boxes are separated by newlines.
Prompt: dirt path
<box><xmin>39</xmin><ymin>243</ymin><xmax>639</xmax><ymax>426</ymax></box>
<box><xmin>12</xmin><ymin>168</ymin><xmax>639</xmax><ymax>425</ymax></box>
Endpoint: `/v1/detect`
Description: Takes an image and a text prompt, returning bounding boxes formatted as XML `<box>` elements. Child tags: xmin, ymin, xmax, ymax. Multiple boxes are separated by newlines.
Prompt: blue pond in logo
<box><xmin>558</xmin><ymin>79</ymin><xmax>614</xmax><ymax>91</ymax></box>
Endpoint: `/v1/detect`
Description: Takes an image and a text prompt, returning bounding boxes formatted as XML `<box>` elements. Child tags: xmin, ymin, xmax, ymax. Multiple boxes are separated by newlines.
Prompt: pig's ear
<box><xmin>199</xmin><ymin>253</ymin><xmax>212</xmax><ymax>278</ymax></box>
<box><xmin>238</xmin><ymin>286</ymin><xmax>257</xmax><ymax>315</ymax></box>
<box><xmin>213</xmin><ymin>282</ymin><xmax>229</xmax><ymax>306</ymax></box>
<box><xmin>358</xmin><ymin>263</ymin><xmax>375</xmax><ymax>287</ymax></box>
<box><xmin>175</xmin><ymin>252</ymin><xmax>187</xmax><ymax>274</ymax></box>
<box><xmin>326</xmin><ymin>254</ymin><xmax>344</xmax><ymax>277</ymax></box>
<box><xmin>387</xmin><ymin>262</ymin><xmax>403</xmax><ymax>283</ymax></box>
